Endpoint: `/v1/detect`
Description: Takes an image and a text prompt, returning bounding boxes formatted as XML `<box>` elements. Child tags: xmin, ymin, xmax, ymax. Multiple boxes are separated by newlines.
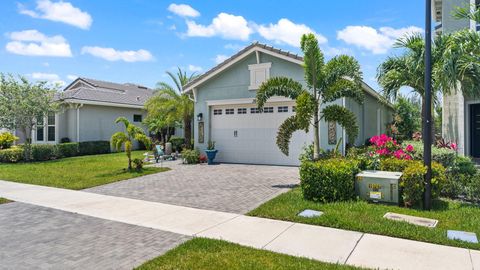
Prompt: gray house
<box><xmin>20</xmin><ymin>78</ymin><xmax>152</xmax><ymax>147</ymax></box>
<box><xmin>184</xmin><ymin>43</ymin><xmax>394</xmax><ymax>166</ymax></box>
<box><xmin>434</xmin><ymin>0</ymin><xmax>480</xmax><ymax>157</ymax></box>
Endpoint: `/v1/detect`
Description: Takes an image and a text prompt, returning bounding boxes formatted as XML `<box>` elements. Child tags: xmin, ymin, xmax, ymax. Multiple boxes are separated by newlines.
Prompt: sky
<box><xmin>0</xmin><ymin>0</ymin><xmax>426</xmax><ymax>92</ymax></box>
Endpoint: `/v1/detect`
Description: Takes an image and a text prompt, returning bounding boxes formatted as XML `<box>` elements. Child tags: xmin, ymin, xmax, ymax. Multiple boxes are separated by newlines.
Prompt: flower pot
<box><xmin>205</xmin><ymin>149</ymin><xmax>218</xmax><ymax>165</ymax></box>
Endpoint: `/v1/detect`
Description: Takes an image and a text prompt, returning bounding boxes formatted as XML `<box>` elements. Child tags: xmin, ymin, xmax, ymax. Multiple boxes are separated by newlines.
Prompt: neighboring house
<box><xmin>184</xmin><ymin>42</ymin><xmax>394</xmax><ymax>166</ymax></box>
<box><xmin>17</xmin><ymin>77</ymin><xmax>153</xmax><ymax>148</ymax></box>
<box><xmin>434</xmin><ymin>0</ymin><xmax>480</xmax><ymax>157</ymax></box>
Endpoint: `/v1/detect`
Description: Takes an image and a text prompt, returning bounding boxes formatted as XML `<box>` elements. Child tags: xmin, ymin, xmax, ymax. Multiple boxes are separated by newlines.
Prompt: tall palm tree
<box><xmin>111</xmin><ymin>117</ymin><xmax>151</xmax><ymax>170</ymax></box>
<box><xmin>146</xmin><ymin>68</ymin><xmax>197</xmax><ymax>149</ymax></box>
<box><xmin>454</xmin><ymin>3</ymin><xmax>480</xmax><ymax>23</ymax></box>
<box><xmin>256</xmin><ymin>33</ymin><xmax>364</xmax><ymax>159</ymax></box>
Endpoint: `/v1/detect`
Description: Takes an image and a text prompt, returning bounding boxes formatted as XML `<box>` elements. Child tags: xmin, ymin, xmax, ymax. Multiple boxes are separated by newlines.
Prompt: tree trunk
<box><xmin>184</xmin><ymin>116</ymin><xmax>192</xmax><ymax>149</ymax></box>
<box><xmin>313</xmin><ymin>110</ymin><xmax>320</xmax><ymax>160</ymax></box>
<box><xmin>127</xmin><ymin>150</ymin><xmax>132</xmax><ymax>170</ymax></box>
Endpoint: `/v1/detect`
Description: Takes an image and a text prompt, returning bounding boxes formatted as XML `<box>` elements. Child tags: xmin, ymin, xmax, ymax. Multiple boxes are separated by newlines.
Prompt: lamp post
<box><xmin>424</xmin><ymin>0</ymin><xmax>433</xmax><ymax>210</ymax></box>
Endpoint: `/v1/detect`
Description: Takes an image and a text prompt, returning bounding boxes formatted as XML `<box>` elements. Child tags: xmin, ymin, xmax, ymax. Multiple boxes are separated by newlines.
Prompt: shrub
<box><xmin>169</xmin><ymin>136</ymin><xmax>185</xmax><ymax>152</ymax></box>
<box><xmin>31</xmin><ymin>144</ymin><xmax>58</xmax><ymax>161</ymax></box>
<box><xmin>300</xmin><ymin>159</ymin><xmax>359</xmax><ymax>203</ymax></box>
<box><xmin>0</xmin><ymin>132</ymin><xmax>19</xmax><ymax>149</ymax></box>
<box><xmin>380</xmin><ymin>158</ymin><xmax>414</xmax><ymax>172</ymax></box>
<box><xmin>0</xmin><ymin>147</ymin><xmax>23</xmax><ymax>163</ymax></box>
<box><xmin>57</xmin><ymin>143</ymin><xmax>79</xmax><ymax>158</ymax></box>
<box><xmin>132</xmin><ymin>158</ymin><xmax>144</xmax><ymax>171</ymax></box>
<box><xmin>183</xmin><ymin>149</ymin><xmax>200</xmax><ymax>164</ymax></box>
<box><xmin>78</xmin><ymin>141</ymin><xmax>110</xmax><ymax>155</ymax></box>
<box><xmin>404</xmin><ymin>140</ymin><xmax>456</xmax><ymax>169</ymax></box>
<box><xmin>465</xmin><ymin>174</ymin><xmax>480</xmax><ymax>202</ymax></box>
<box><xmin>449</xmin><ymin>156</ymin><xmax>477</xmax><ymax>176</ymax></box>
<box><xmin>60</xmin><ymin>137</ymin><xmax>71</xmax><ymax>143</ymax></box>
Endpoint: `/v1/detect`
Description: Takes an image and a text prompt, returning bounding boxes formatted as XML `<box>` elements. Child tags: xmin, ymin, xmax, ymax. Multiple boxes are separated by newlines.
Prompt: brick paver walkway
<box><xmin>87</xmin><ymin>162</ymin><xmax>299</xmax><ymax>214</ymax></box>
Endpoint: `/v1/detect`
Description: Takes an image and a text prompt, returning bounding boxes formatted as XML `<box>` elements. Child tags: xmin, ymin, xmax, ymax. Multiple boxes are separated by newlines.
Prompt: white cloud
<box><xmin>337</xmin><ymin>25</ymin><xmax>423</xmax><ymax>54</ymax></box>
<box><xmin>31</xmin><ymin>72</ymin><xmax>60</xmax><ymax>80</ymax></box>
<box><xmin>188</xmin><ymin>64</ymin><xmax>203</xmax><ymax>72</ymax></box>
<box><xmin>67</xmin><ymin>74</ymin><xmax>77</xmax><ymax>80</ymax></box>
<box><xmin>19</xmin><ymin>0</ymin><xmax>92</xmax><ymax>30</ymax></box>
<box><xmin>169</xmin><ymin>24</ymin><xmax>177</xmax><ymax>30</ymax></box>
<box><xmin>81</xmin><ymin>46</ymin><xmax>153</xmax><ymax>62</ymax></box>
<box><xmin>5</xmin><ymin>29</ymin><xmax>72</xmax><ymax>57</ymax></box>
<box><xmin>257</xmin><ymin>18</ymin><xmax>327</xmax><ymax>47</ymax></box>
<box><xmin>224</xmin><ymin>43</ymin><xmax>243</xmax><ymax>50</ymax></box>
<box><xmin>186</xmin><ymin>13</ymin><xmax>253</xmax><ymax>41</ymax></box>
<box><xmin>168</xmin><ymin>3</ymin><xmax>200</xmax><ymax>18</ymax></box>
<box><xmin>322</xmin><ymin>46</ymin><xmax>353</xmax><ymax>57</ymax></box>
<box><xmin>214</xmin><ymin>54</ymin><xmax>229</xmax><ymax>64</ymax></box>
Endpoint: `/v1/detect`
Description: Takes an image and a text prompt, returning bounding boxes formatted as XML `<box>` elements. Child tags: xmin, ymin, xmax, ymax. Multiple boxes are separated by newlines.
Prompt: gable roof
<box><xmin>58</xmin><ymin>77</ymin><xmax>153</xmax><ymax>108</ymax></box>
<box><xmin>183</xmin><ymin>42</ymin><xmax>392</xmax><ymax>109</ymax></box>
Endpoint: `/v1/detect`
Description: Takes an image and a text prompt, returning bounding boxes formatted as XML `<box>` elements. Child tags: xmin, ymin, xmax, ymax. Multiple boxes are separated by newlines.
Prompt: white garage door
<box><xmin>210</xmin><ymin>102</ymin><xmax>312</xmax><ymax>166</ymax></box>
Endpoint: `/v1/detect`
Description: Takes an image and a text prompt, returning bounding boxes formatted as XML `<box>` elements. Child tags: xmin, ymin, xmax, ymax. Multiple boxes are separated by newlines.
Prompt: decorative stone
<box><xmin>447</xmin><ymin>230</ymin><xmax>479</xmax><ymax>243</ymax></box>
<box><xmin>298</xmin><ymin>209</ymin><xmax>323</xmax><ymax>218</ymax></box>
<box><xmin>383</xmin><ymin>212</ymin><xmax>438</xmax><ymax>228</ymax></box>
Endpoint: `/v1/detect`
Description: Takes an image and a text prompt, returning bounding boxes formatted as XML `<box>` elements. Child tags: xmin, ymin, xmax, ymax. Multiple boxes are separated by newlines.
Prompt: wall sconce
<box><xmin>197</xmin><ymin>113</ymin><xmax>203</xmax><ymax>121</ymax></box>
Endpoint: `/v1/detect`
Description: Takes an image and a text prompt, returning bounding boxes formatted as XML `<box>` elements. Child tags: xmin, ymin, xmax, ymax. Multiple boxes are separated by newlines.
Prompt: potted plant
<box><xmin>205</xmin><ymin>140</ymin><xmax>218</xmax><ymax>165</ymax></box>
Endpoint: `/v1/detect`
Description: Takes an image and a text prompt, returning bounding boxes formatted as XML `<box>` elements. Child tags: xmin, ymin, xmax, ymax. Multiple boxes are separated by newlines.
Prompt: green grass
<box><xmin>0</xmin><ymin>198</ymin><xmax>11</xmax><ymax>204</ymax></box>
<box><xmin>248</xmin><ymin>188</ymin><xmax>480</xmax><ymax>250</ymax></box>
<box><xmin>136</xmin><ymin>238</ymin><xmax>366</xmax><ymax>270</ymax></box>
<box><xmin>0</xmin><ymin>151</ymin><xmax>169</xmax><ymax>190</ymax></box>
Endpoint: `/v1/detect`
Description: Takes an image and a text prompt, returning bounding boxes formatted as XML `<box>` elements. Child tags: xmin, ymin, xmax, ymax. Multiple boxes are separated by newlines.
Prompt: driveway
<box><xmin>86</xmin><ymin>162</ymin><xmax>300</xmax><ymax>214</ymax></box>
<box><xmin>0</xmin><ymin>202</ymin><xmax>190</xmax><ymax>270</ymax></box>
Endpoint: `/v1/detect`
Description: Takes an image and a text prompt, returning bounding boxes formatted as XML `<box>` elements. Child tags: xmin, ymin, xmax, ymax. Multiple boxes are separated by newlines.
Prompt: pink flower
<box><xmin>451</xmin><ymin>143</ymin><xmax>457</xmax><ymax>150</ymax></box>
<box><xmin>376</xmin><ymin>148</ymin><xmax>390</xmax><ymax>156</ymax></box>
<box><xmin>405</xmin><ymin>145</ymin><xmax>414</xmax><ymax>152</ymax></box>
<box><xmin>404</xmin><ymin>155</ymin><xmax>412</xmax><ymax>160</ymax></box>
<box><xmin>394</xmin><ymin>149</ymin><xmax>405</xmax><ymax>159</ymax></box>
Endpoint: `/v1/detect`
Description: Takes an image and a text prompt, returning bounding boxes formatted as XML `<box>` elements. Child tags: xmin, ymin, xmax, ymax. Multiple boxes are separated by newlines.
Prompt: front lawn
<box><xmin>136</xmin><ymin>238</ymin><xmax>365</xmax><ymax>270</ymax></box>
<box><xmin>0</xmin><ymin>198</ymin><xmax>11</xmax><ymax>204</ymax></box>
<box><xmin>249</xmin><ymin>188</ymin><xmax>480</xmax><ymax>250</ymax></box>
<box><xmin>0</xmin><ymin>151</ymin><xmax>169</xmax><ymax>190</ymax></box>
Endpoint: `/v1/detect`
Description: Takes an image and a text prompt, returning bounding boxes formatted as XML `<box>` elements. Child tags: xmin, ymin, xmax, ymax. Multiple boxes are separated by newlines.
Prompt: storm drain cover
<box><xmin>447</xmin><ymin>230</ymin><xmax>478</xmax><ymax>243</ymax></box>
<box><xmin>298</xmin><ymin>209</ymin><xmax>323</xmax><ymax>218</ymax></box>
<box><xmin>383</xmin><ymin>212</ymin><xmax>438</xmax><ymax>228</ymax></box>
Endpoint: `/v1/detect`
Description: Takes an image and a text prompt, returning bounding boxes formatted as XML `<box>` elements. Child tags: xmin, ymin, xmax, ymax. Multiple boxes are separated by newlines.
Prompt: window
<box><xmin>248</xmin><ymin>63</ymin><xmax>272</xmax><ymax>90</ymax></box>
<box><xmin>47</xmin><ymin>113</ymin><xmax>55</xmax><ymax>142</ymax></box>
<box><xmin>133</xmin><ymin>114</ymin><xmax>142</xmax><ymax>122</ymax></box>
<box><xmin>213</xmin><ymin>109</ymin><xmax>223</xmax><ymax>115</ymax></box>
<box><xmin>278</xmin><ymin>106</ymin><xmax>288</xmax><ymax>113</ymax></box>
<box><xmin>36</xmin><ymin>116</ymin><xmax>44</xmax><ymax>141</ymax></box>
<box><xmin>237</xmin><ymin>108</ymin><xmax>247</xmax><ymax>114</ymax></box>
<box><xmin>250</xmin><ymin>108</ymin><xmax>261</xmax><ymax>114</ymax></box>
<box><xmin>292</xmin><ymin>106</ymin><xmax>296</xmax><ymax>112</ymax></box>
<box><xmin>226</xmin><ymin>108</ymin><xmax>234</xmax><ymax>115</ymax></box>
<box><xmin>264</xmin><ymin>107</ymin><xmax>274</xmax><ymax>113</ymax></box>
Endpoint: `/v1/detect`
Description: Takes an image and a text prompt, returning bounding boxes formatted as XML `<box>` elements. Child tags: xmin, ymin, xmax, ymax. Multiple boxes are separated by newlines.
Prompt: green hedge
<box><xmin>57</xmin><ymin>143</ymin><xmax>79</xmax><ymax>157</ymax></box>
<box><xmin>182</xmin><ymin>149</ymin><xmax>200</xmax><ymax>164</ymax></box>
<box><xmin>31</xmin><ymin>144</ymin><xmax>57</xmax><ymax>161</ymax></box>
<box><xmin>300</xmin><ymin>159</ymin><xmax>359</xmax><ymax>203</ymax></box>
<box><xmin>79</xmin><ymin>141</ymin><xmax>110</xmax><ymax>155</ymax></box>
<box><xmin>403</xmin><ymin>141</ymin><xmax>456</xmax><ymax>168</ymax></box>
<box><xmin>0</xmin><ymin>147</ymin><xmax>23</xmax><ymax>163</ymax></box>
<box><xmin>169</xmin><ymin>136</ymin><xmax>185</xmax><ymax>152</ymax></box>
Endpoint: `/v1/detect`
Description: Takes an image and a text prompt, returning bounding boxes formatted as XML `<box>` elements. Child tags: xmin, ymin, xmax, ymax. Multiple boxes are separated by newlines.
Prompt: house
<box><xmin>184</xmin><ymin>42</ymin><xmax>394</xmax><ymax>166</ymax></box>
<box><xmin>16</xmin><ymin>77</ymin><xmax>153</xmax><ymax>148</ymax></box>
<box><xmin>434</xmin><ymin>0</ymin><xmax>480</xmax><ymax>157</ymax></box>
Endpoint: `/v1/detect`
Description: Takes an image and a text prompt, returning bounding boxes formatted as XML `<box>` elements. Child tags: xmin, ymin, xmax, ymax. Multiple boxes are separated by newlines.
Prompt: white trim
<box><xmin>184</xmin><ymin>46</ymin><xmax>303</xmax><ymax>92</ymax></box>
<box><xmin>342</xmin><ymin>97</ymin><xmax>346</xmax><ymax>155</ymax></box>
<box><xmin>248</xmin><ymin>63</ymin><xmax>272</xmax><ymax>70</ymax></box>
<box><xmin>248</xmin><ymin>62</ymin><xmax>272</xmax><ymax>90</ymax></box>
<box><xmin>206</xmin><ymin>96</ymin><xmax>294</xmax><ymax>106</ymax></box>
<box><xmin>76</xmin><ymin>104</ymin><xmax>83</xmax><ymax>142</ymax></box>
<box><xmin>63</xmin><ymin>99</ymin><xmax>144</xmax><ymax>109</ymax></box>
<box><xmin>192</xmin><ymin>88</ymin><xmax>197</xmax><ymax>102</ymax></box>
<box><xmin>255</xmin><ymin>50</ymin><xmax>260</xmax><ymax>64</ymax></box>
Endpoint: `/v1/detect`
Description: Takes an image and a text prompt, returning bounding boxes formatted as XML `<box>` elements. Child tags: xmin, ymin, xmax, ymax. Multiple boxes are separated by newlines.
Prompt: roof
<box><xmin>184</xmin><ymin>42</ymin><xmax>393</xmax><ymax>109</ymax></box>
<box><xmin>183</xmin><ymin>42</ymin><xmax>303</xmax><ymax>91</ymax></box>
<box><xmin>57</xmin><ymin>77</ymin><xmax>153</xmax><ymax>108</ymax></box>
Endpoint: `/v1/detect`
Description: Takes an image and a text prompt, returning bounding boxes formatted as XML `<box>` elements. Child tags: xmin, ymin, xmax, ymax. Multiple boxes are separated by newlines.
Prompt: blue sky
<box><xmin>0</xmin><ymin>0</ymin><xmax>426</xmax><ymax>92</ymax></box>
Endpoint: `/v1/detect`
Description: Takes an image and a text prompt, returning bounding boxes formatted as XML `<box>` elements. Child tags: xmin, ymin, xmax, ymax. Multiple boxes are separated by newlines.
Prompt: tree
<box><xmin>392</xmin><ymin>95</ymin><xmax>421</xmax><ymax>139</ymax></box>
<box><xmin>256</xmin><ymin>33</ymin><xmax>364</xmax><ymax>159</ymax></box>
<box><xmin>454</xmin><ymin>3</ymin><xmax>480</xmax><ymax>23</ymax></box>
<box><xmin>146</xmin><ymin>68</ymin><xmax>196</xmax><ymax>149</ymax></box>
<box><xmin>111</xmin><ymin>117</ymin><xmax>151</xmax><ymax>170</ymax></box>
<box><xmin>0</xmin><ymin>74</ymin><xmax>59</xmax><ymax>160</ymax></box>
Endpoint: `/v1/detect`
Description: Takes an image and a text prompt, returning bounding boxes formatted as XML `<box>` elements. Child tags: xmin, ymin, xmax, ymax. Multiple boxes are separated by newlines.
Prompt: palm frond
<box><xmin>256</xmin><ymin>77</ymin><xmax>307</xmax><ymax>109</ymax></box>
<box><xmin>115</xmin><ymin>117</ymin><xmax>130</xmax><ymax>130</ymax></box>
<box><xmin>321</xmin><ymin>105</ymin><xmax>359</xmax><ymax>143</ymax></box>
<box><xmin>276</xmin><ymin>115</ymin><xmax>303</xmax><ymax>156</ymax></box>
<box><xmin>301</xmin><ymin>33</ymin><xmax>324</xmax><ymax>89</ymax></box>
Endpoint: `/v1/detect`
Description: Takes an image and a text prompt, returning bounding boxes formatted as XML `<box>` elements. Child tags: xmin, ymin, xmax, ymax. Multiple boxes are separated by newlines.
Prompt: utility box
<box><xmin>355</xmin><ymin>170</ymin><xmax>402</xmax><ymax>205</ymax></box>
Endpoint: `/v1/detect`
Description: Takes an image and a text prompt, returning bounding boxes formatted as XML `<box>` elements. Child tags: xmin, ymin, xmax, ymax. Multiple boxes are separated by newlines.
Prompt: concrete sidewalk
<box><xmin>0</xmin><ymin>180</ymin><xmax>478</xmax><ymax>270</ymax></box>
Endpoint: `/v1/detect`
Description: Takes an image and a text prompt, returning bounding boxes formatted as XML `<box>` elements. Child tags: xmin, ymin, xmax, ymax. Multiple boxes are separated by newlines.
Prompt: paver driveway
<box><xmin>87</xmin><ymin>162</ymin><xmax>300</xmax><ymax>214</ymax></box>
<box><xmin>0</xmin><ymin>202</ymin><xmax>190</xmax><ymax>270</ymax></box>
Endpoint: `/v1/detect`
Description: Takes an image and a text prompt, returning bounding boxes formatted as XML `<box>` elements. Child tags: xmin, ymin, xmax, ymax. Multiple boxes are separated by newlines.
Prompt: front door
<box><xmin>470</xmin><ymin>104</ymin><xmax>480</xmax><ymax>157</ymax></box>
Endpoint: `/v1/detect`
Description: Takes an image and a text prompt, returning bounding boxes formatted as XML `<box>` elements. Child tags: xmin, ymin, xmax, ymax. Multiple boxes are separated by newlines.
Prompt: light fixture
<box><xmin>197</xmin><ymin>113</ymin><xmax>203</xmax><ymax>121</ymax></box>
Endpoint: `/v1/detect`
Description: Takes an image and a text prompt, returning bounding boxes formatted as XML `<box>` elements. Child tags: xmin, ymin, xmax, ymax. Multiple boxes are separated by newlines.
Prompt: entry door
<box><xmin>471</xmin><ymin>104</ymin><xmax>480</xmax><ymax>157</ymax></box>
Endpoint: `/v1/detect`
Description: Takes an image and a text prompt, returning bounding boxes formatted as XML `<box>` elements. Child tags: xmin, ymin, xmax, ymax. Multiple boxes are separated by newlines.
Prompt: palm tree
<box><xmin>256</xmin><ymin>33</ymin><xmax>364</xmax><ymax>159</ymax></box>
<box><xmin>146</xmin><ymin>68</ymin><xmax>196</xmax><ymax>149</ymax></box>
<box><xmin>111</xmin><ymin>117</ymin><xmax>151</xmax><ymax>170</ymax></box>
<box><xmin>454</xmin><ymin>3</ymin><xmax>480</xmax><ymax>23</ymax></box>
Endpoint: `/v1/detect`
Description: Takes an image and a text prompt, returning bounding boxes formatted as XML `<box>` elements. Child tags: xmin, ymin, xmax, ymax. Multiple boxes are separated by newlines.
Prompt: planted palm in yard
<box><xmin>256</xmin><ymin>33</ymin><xmax>364</xmax><ymax>159</ymax></box>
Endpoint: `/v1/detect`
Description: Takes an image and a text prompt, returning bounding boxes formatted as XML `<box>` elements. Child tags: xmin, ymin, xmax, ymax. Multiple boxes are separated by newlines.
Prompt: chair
<box><xmin>154</xmin><ymin>145</ymin><xmax>165</xmax><ymax>163</ymax></box>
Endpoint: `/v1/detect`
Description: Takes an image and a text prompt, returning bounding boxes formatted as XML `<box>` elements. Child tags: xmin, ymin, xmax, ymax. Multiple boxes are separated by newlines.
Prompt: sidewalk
<box><xmin>0</xmin><ymin>180</ymin><xmax>478</xmax><ymax>270</ymax></box>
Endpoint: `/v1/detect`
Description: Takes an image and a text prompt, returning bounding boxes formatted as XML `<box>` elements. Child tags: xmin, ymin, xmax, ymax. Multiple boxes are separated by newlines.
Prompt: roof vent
<box><xmin>137</xmin><ymin>86</ymin><xmax>148</xmax><ymax>89</ymax></box>
<box><xmin>136</xmin><ymin>96</ymin><xmax>141</xmax><ymax>101</ymax></box>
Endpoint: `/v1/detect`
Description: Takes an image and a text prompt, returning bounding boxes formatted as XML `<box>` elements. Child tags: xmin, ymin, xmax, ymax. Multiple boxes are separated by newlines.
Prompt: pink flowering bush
<box><xmin>368</xmin><ymin>134</ymin><xmax>414</xmax><ymax>162</ymax></box>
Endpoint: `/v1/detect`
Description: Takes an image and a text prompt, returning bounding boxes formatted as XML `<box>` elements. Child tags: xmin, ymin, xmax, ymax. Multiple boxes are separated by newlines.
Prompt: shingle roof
<box><xmin>57</xmin><ymin>77</ymin><xmax>153</xmax><ymax>107</ymax></box>
<box><xmin>183</xmin><ymin>42</ymin><xmax>303</xmax><ymax>90</ymax></box>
